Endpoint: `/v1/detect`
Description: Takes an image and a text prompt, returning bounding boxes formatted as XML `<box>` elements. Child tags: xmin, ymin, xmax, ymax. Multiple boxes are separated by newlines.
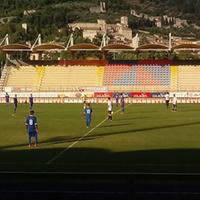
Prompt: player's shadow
<box><xmin>42</xmin><ymin>136</ymin><xmax>97</xmax><ymax>145</ymax></box>
<box><xmin>0</xmin><ymin>135</ymin><xmax>97</xmax><ymax>150</ymax></box>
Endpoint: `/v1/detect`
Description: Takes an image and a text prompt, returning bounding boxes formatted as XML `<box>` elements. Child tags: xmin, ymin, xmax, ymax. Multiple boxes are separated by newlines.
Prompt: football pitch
<box><xmin>1</xmin><ymin>103</ymin><xmax>200</xmax><ymax>173</ymax></box>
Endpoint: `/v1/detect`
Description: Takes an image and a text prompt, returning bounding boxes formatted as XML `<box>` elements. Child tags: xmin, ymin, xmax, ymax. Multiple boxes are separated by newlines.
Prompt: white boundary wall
<box><xmin>0</xmin><ymin>97</ymin><xmax>200</xmax><ymax>104</ymax></box>
<box><xmin>0</xmin><ymin>92</ymin><xmax>200</xmax><ymax>103</ymax></box>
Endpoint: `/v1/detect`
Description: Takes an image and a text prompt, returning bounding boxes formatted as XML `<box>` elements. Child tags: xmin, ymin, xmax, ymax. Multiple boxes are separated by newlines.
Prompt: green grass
<box><xmin>1</xmin><ymin>103</ymin><xmax>200</xmax><ymax>173</ymax></box>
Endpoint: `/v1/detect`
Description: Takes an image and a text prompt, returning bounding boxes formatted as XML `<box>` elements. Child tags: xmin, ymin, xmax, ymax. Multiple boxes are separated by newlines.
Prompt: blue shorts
<box><xmin>29</xmin><ymin>131</ymin><xmax>37</xmax><ymax>137</ymax></box>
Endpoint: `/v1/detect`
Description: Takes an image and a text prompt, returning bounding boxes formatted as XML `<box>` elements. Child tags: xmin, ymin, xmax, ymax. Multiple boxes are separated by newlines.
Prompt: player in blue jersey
<box><xmin>13</xmin><ymin>94</ymin><xmax>18</xmax><ymax>113</ymax></box>
<box><xmin>5</xmin><ymin>92</ymin><xmax>9</xmax><ymax>105</ymax></box>
<box><xmin>121</xmin><ymin>94</ymin><xmax>125</xmax><ymax>113</ymax></box>
<box><xmin>25</xmin><ymin>110</ymin><xmax>39</xmax><ymax>148</ymax></box>
<box><xmin>29</xmin><ymin>94</ymin><xmax>33</xmax><ymax>110</ymax></box>
<box><xmin>84</xmin><ymin>103</ymin><xmax>92</xmax><ymax>128</ymax></box>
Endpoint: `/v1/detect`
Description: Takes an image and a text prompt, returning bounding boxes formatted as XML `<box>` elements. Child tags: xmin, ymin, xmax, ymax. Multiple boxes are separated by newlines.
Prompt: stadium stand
<box><xmin>2</xmin><ymin>60</ymin><xmax>200</xmax><ymax>93</ymax></box>
<box><xmin>36</xmin><ymin>66</ymin><xmax>45</xmax><ymax>90</ymax></box>
<box><xmin>103</xmin><ymin>64</ymin><xmax>170</xmax><ymax>92</ymax></box>
<box><xmin>5</xmin><ymin>66</ymin><xmax>39</xmax><ymax>91</ymax></box>
<box><xmin>97</xmin><ymin>66</ymin><xmax>105</xmax><ymax>86</ymax></box>
<box><xmin>0</xmin><ymin>66</ymin><xmax>10</xmax><ymax>91</ymax></box>
<box><xmin>178</xmin><ymin>65</ymin><xmax>200</xmax><ymax>91</ymax></box>
<box><xmin>40</xmin><ymin>65</ymin><xmax>104</xmax><ymax>91</ymax></box>
<box><xmin>170</xmin><ymin>65</ymin><xmax>178</xmax><ymax>92</ymax></box>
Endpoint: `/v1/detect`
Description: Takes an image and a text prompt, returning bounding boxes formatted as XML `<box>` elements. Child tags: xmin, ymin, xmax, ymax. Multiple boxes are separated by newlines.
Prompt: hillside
<box><xmin>0</xmin><ymin>0</ymin><xmax>200</xmax><ymax>43</ymax></box>
<box><xmin>127</xmin><ymin>0</ymin><xmax>200</xmax><ymax>22</ymax></box>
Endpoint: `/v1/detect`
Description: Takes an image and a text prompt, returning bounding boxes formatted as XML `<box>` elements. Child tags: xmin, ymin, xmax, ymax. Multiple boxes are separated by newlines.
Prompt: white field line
<box><xmin>47</xmin><ymin>105</ymin><xmax>129</xmax><ymax>165</ymax></box>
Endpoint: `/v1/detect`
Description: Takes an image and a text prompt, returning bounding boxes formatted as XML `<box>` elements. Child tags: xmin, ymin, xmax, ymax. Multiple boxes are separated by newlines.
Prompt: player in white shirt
<box><xmin>172</xmin><ymin>94</ymin><xmax>177</xmax><ymax>112</ymax></box>
<box><xmin>107</xmin><ymin>97</ymin><xmax>113</xmax><ymax>120</ymax></box>
<box><xmin>165</xmin><ymin>92</ymin><xmax>170</xmax><ymax>108</ymax></box>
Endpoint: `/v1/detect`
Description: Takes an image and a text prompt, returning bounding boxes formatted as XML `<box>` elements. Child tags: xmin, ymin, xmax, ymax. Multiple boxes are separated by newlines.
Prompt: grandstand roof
<box><xmin>33</xmin><ymin>43</ymin><xmax>65</xmax><ymax>52</ymax></box>
<box><xmin>1</xmin><ymin>42</ymin><xmax>200</xmax><ymax>54</ymax></box>
<box><xmin>172</xmin><ymin>43</ymin><xmax>200</xmax><ymax>51</ymax></box>
<box><xmin>68</xmin><ymin>43</ymin><xmax>99</xmax><ymax>51</ymax></box>
<box><xmin>137</xmin><ymin>44</ymin><xmax>169</xmax><ymax>51</ymax></box>
<box><xmin>102</xmin><ymin>44</ymin><xmax>134</xmax><ymax>51</ymax></box>
<box><xmin>0</xmin><ymin>44</ymin><xmax>31</xmax><ymax>52</ymax></box>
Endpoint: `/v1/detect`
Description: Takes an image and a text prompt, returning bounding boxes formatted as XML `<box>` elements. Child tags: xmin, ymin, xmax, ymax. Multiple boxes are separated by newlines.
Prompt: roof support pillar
<box><xmin>0</xmin><ymin>34</ymin><xmax>9</xmax><ymax>46</ymax></box>
<box><xmin>169</xmin><ymin>33</ymin><xmax>172</xmax><ymax>51</ymax></box>
<box><xmin>65</xmin><ymin>33</ymin><xmax>74</xmax><ymax>50</ymax></box>
<box><xmin>100</xmin><ymin>33</ymin><xmax>109</xmax><ymax>50</ymax></box>
<box><xmin>31</xmin><ymin>34</ymin><xmax>41</xmax><ymax>51</ymax></box>
<box><xmin>132</xmin><ymin>33</ymin><xmax>139</xmax><ymax>50</ymax></box>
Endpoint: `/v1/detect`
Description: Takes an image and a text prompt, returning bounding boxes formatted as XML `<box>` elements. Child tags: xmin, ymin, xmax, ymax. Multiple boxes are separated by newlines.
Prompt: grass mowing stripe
<box><xmin>46</xmin><ymin>105</ymin><xmax>129</xmax><ymax>165</ymax></box>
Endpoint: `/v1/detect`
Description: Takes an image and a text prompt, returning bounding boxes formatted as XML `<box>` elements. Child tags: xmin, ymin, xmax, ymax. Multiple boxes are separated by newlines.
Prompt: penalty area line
<box><xmin>46</xmin><ymin>105</ymin><xmax>129</xmax><ymax>165</ymax></box>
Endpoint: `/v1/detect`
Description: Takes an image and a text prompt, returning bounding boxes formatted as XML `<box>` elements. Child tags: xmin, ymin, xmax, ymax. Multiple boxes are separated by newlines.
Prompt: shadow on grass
<box><xmin>180</xmin><ymin>109</ymin><xmax>200</xmax><ymax>113</ymax></box>
<box><xmin>99</xmin><ymin>121</ymin><xmax>200</xmax><ymax>137</ymax></box>
<box><xmin>2</xmin><ymin>147</ymin><xmax>200</xmax><ymax>200</ymax></box>
<box><xmin>115</xmin><ymin>116</ymin><xmax>150</xmax><ymax>121</ymax></box>
<box><xmin>1</xmin><ymin>147</ymin><xmax>200</xmax><ymax>173</ymax></box>
<box><xmin>1</xmin><ymin>120</ymin><xmax>200</xmax><ymax>150</ymax></box>
<box><xmin>100</xmin><ymin>123</ymin><xmax>130</xmax><ymax>128</ymax></box>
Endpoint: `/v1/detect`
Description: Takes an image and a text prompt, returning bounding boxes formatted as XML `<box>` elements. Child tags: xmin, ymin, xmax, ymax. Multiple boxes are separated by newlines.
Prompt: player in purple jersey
<box><xmin>5</xmin><ymin>92</ymin><xmax>9</xmax><ymax>104</ymax></box>
<box><xmin>121</xmin><ymin>94</ymin><xmax>125</xmax><ymax>113</ymax></box>
<box><xmin>25</xmin><ymin>110</ymin><xmax>38</xmax><ymax>148</ymax></box>
<box><xmin>115</xmin><ymin>93</ymin><xmax>119</xmax><ymax>107</ymax></box>
<box><xmin>13</xmin><ymin>94</ymin><xmax>18</xmax><ymax>113</ymax></box>
<box><xmin>29</xmin><ymin>94</ymin><xmax>33</xmax><ymax>110</ymax></box>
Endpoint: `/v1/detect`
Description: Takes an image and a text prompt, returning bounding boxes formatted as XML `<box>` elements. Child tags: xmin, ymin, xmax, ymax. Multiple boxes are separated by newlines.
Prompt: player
<box><xmin>115</xmin><ymin>93</ymin><xmax>119</xmax><ymax>107</ymax></box>
<box><xmin>5</xmin><ymin>92</ymin><xmax>9</xmax><ymax>105</ymax></box>
<box><xmin>172</xmin><ymin>94</ymin><xmax>177</xmax><ymax>112</ymax></box>
<box><xmin>83</xmin><ymin>100</ymin><xmax>87</xmax><ymax>116</ymax></box>
<box><xmin>13</xmin><ymin>94</ymin><xmax>18</xmax><ymax>113</ymax></box>
<box><xmin>107</xmin><ymin>97</ymin><xmax>113</xmax><ymax>120</ymax></box>
<box><xmin>29</xmin><ymin>94</ymin><xmax>33</xmax><ymax>110</ymax></box>
<box><xmin>121</xmin><ymin>94</ymin><xmax>125</xmax><ymax>113</ymax></box>
<box><xmin>83</xmin><ymin>95</ymin><xmax>87</xmax><ymax>103</ymax></box>
<box><xmin>84</xmin><ymin>103</ymin><xmax>92</xmax><ymax>128</ymax></box>
<box><xmin>25</xmin><ymin>110</ymin><xmax>39</xmax><ymax>148</ymax></box>
<box><xmin>165</xmin><ymin>92</ymin><xmax>170</xmax><ymax>108</ymax></box>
